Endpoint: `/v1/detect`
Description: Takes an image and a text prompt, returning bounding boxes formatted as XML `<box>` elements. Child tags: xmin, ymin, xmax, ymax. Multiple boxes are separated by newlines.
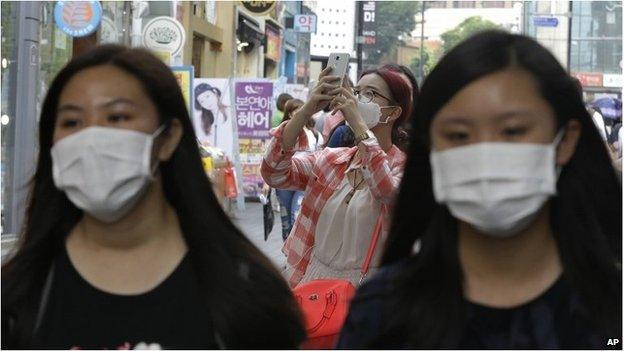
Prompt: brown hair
<box><xmin>281</xmin><ymin>98</ymin><xmax>304</xmax><ymax>123</ymax></box>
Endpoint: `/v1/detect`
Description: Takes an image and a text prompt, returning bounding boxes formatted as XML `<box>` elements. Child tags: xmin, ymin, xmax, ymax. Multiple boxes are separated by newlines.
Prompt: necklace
<box><xmin>344</xmin><ymin>169</ymin><xmax>365</xmax><ymax>205</ymax></box>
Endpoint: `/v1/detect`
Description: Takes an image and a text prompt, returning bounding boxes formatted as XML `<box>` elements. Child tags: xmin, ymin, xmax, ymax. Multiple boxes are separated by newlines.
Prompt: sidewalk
<box><xmin>230</xmin><ymin>201</ymin><xmax>286</xmax><ymax>270</ymax></box>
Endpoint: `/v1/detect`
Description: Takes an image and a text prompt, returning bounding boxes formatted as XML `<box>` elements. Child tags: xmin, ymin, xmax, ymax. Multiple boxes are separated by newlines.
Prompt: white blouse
<box><xmin>299</xmin><ymin>163</ymin><xmax>384</xmax><ymax>286</ymax></box>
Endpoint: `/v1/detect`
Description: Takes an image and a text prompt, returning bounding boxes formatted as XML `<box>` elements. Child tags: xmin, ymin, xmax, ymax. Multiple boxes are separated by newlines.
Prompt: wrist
<box><xmin>300</xmin><ymin>103</ymin><xmax>316</xmax><ymax>117</ymax></box>
<box><xmin>350</xmin><ymin>122</ymin><xmax>369</xmax><ymax>137</ymax></box>
<box><xmin>354</xmin><ymin>129</ymin><xmax>375</xmax><ymax>144</ymax></box>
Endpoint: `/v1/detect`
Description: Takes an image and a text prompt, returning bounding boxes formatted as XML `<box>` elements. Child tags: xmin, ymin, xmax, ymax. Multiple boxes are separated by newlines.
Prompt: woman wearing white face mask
<box><xmin>261</xmin><ymin>65</ymin><xmax>413</xmax><ymax>288</ymax></box>
<box><xmin>1</xmin><ymin>45</ymin><xmax>304</xmax><ymax>349</ymax></box>
<box><xmin>338</xmin><ymin>31</ymin><xmax>621</xmax><ymax>349</ymax></box>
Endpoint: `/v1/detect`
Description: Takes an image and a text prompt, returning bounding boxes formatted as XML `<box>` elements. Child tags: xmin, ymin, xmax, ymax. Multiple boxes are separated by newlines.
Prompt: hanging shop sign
<box><xmin>533</xmin><ymin>17</ymin><xmax>559</xmax><ymax>27</ymax></box>
<box><xmin>240</xmin><ymin>1</ymin><xmax>276</xmax><ymax>16</ymax></box>
<box><xmin>572</xmin><ymin>72</ymin><xmax>603</xmax><ymax>87</ymax></box>
<box><xmin>193</xmin><ymin>79</ymin><xmax>236</xmax><ymax>161</ymax></box>
<box><xmin>294</xmin><ymin>14</ymin><xmax>317</xmax><ymax>34</ymax></box>
<box><xmin>235</xmin><ymin>81</ymin><xmax>274</xmax><ymax>198</ymax></box>
<box><xmin>171</xmin><ymin>66</ymin><xmax>194</xmax><ymax>114</ymax></box>
<box><xmin>360</xmin><ymin>1</ymin><xmax>377</xmax><ymax>45</ymax></box>
<box><xmin>142</xmin><ymin>16</ymin><xmax>186</xmax><ymax>56</ymax></box>
<box><xmin>153</xmin><ymin>50</ymin><xmax>173</xmax><ymax>65</ymax></box>
<box><xmin>265</xmin><ymin>26</ymin><xmax>281</xmax><ymax>62</ymax></box>
<box><xmin>54</xmin><ymin>1</ymin><xmax>103</xmax><ymax>38</ymax></box>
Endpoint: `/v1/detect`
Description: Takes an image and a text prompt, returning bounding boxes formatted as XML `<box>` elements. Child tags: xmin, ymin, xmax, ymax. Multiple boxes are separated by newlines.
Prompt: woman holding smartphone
<box><xmin>261</xmin><ymin>64</ymin><xmax>412</xmax><ymax>287</ymax></box>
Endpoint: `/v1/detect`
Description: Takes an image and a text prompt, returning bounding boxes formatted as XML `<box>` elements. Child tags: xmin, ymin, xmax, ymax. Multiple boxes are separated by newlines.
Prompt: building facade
<box><xmin>1</xmin><ymin>1</ymin><xmax>315</xmax><ymax>237</ymax></box>
<box><xmin>524</xmin><ymin>0</ymin><xmax>622</xmax><ymax>98</ymax></box>
<box><xmin>306</xmin><ymin>1</ymin><xmax>358</xmax><ymax>84</ymax></box>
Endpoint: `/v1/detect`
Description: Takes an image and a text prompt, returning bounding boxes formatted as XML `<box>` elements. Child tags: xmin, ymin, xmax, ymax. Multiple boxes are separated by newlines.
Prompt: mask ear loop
<box><xmin>148</xmin><ymin>124</ymin><xmax>169</xmax><ymax>177</ymax></box>
<box><xmin>377</xmin><ymin>106</ymin><xmax>400</xmax><ymax>125</ymax></box>
<box><xmin>553</xmin><ymin>128</ymin><xmax>567</xmax><ymax>178</ymax></box>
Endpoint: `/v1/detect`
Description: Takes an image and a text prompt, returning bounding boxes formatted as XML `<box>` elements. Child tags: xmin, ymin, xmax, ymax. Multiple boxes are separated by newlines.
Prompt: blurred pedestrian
<box><xmin>1</xmin><ymin>45</ymin><xmax>304</xmax><ymax>350</ymax></box>
<box><xmin>261</xmin><ymin>64</ymin><xmax>412</xmax><ymax>288</ymax></box>
<box><xmin>272</xmin><ymin>93</ymin><xmax>293</xmax><ymax>128</ymax></box>
<box><xmin>339</xmin><ymin>31</ymin><xmax>621</xmax><ymax>349</ymax></box>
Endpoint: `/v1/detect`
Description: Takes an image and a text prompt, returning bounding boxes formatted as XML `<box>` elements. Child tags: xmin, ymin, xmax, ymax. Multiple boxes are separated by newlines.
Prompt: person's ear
<box><xmin>556</xmin><ymin>119</ymin><xmax>581</xmax><ymax>166</ymax></box>
<box><xmin>385</xmin><ymin>106</ymin><xmax>402</xmax><ymax>123</ymax></box>
<box><xmin>157</xmin><ymin>119</ymin><xmax>183</xmax><ymax>162</ymax></box>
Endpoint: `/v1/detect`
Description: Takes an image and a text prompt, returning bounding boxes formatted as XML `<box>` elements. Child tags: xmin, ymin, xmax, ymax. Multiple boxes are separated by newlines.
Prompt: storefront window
<box><xmin>570</xmin><ymin>1</ymin><xmax>622</xmax><ymax>74</ymax></box>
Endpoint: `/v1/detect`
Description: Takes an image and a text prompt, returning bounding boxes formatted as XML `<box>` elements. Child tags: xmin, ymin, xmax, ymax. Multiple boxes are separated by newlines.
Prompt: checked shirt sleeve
<box><xmin>261</xmin><ymin>121</ymin><xmax>317</xmax><ymax>191</ymax></box>
<box><xmin>358</xmin><ymin>137</ymin><xmax>406</xmax><ymax>205</ymax></box>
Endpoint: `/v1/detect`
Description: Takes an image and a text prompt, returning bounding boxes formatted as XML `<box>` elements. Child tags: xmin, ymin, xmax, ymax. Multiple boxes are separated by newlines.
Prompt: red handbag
<box><xmin>293</xmin><ymin>208</ymin><xmax>384</xmax><ymax>349</ymax></box>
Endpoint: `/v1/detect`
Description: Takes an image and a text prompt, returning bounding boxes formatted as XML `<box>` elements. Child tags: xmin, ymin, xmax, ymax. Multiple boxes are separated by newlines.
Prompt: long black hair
<box><xmin>1</xmin><ymin>45</ymin><xmax>304</xmax><ymax>349</ymax></box>
<box><xmin>380</xmin><ymin>30</ymin><xmax>622</xmax><ymax>347</ymax></box>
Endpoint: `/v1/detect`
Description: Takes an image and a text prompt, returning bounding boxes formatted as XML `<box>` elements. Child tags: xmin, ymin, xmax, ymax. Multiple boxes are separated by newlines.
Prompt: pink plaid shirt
<box><xmin>261</xmin><ymin>122</ymin><xmax>406</xmax><ymax>287</ymax></box>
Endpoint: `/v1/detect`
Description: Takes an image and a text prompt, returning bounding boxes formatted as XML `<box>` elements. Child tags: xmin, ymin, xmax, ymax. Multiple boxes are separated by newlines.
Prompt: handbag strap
<box><xmin>358</xmin><ymin>205</ymin><xmax>385</xmax><ymax>285</ymax></box>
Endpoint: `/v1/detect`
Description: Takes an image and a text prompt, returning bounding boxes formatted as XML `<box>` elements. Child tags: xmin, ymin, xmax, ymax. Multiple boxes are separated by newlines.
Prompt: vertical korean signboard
<box><xmin>235</xmin><ymin>81</ymin><xmax>274</xmax><ymax>197</ymax></box>
<box><xmin>361</xmin><ymin>1</ymin><xmax>377</xmax><ymax>45</ymax></box>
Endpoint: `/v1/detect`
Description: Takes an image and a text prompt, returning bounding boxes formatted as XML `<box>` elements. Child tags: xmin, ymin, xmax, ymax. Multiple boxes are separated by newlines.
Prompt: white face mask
<box><xmin>430</xmin><ymin>131</ymin><xmax>565</xmax><ymax>237</ymax></box>
<box><xmin>355</xmin><ymin>100</ymin><xmax>396</xmax><ymax>129</ymax></box>
<box><xmin>51</xmin><ymin>125</ymin><xmax>165</xmax><ymax>223</ymax></box>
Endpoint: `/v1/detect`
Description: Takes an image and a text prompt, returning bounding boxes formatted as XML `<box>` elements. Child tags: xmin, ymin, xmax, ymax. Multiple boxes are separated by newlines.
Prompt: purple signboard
<box><xmin>235</xmin><ymin>81</ymin><xmax>274</xmax><ymax>197</ymax></box>
<box><xmin>235</xmin><ymin>81</ymin><xmax>274</xmax><ymax>139</ymax></box>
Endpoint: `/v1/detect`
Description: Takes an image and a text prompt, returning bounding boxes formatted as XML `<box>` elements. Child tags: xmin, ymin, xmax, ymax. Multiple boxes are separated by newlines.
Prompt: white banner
<box><xmin>193</xmin><ymin>78</ymin><xmax>236</xmax><ymax>161</ymax></box>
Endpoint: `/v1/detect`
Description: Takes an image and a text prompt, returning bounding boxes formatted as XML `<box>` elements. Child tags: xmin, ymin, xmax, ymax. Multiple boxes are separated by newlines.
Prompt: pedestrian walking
<box><xmin>261</xmin><ymin>64</ymin><xmax>412</xmax><ymax>288</ymax></box>
<box><xmin>1</xmin><ymin>45</ymin><xmax>304</xmax><ymax>350</ymax></box>
<box><xmin>338</xmin><ymin>31</ymin><xmax>621</xmax><ymax>349</ymax></box>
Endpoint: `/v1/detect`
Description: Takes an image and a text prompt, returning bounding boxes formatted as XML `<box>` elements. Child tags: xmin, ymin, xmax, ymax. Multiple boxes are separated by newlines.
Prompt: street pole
<box><xmin>10</xmin><ymin>1</ymin><xmax>41</xmax><ymax>235</ymax></box>
<box><xmin>419</xmin><ymin>1</ymin><xmax>425</xmax><ymax>84</ymax></box>
<box><xmin>356</xmin><ymin>1</ymin><xmax>363</xmax><ymax>78</ymax></box>
<box><xmin>566</xmin><ymin>0</ymin><xmax>572</xmax><ymax>73</ymax></box>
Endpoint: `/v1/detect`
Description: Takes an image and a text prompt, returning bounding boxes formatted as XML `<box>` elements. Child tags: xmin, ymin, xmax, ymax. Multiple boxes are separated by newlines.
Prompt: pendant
<box><xmin>344</xmin><ymin>189</ymin><xmax>356</xmax><ymax>204</ymax></box>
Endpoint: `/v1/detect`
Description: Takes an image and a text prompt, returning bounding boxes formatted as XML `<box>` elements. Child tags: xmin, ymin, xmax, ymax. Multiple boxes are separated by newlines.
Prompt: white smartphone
<box><xmin>326</xmin><ymin>53</ymin><xmax>350</xmax><ymax>85</ymax></box>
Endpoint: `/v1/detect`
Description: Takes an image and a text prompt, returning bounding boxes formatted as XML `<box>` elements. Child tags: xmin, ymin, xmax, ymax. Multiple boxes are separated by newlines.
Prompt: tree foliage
<box><xmin>441</xmin><ymin>16</ymin><xmax>500</xmax><ymax>53</ymax></box>
<box><xmin>409</xmin><ymin>45</ymin><xmax>435</xmax><ymax>77</ymax></box>
<box><xmin>366</xmin><ymin>1</ymin><xmax>419</xmax><ymax>65</ymax></box>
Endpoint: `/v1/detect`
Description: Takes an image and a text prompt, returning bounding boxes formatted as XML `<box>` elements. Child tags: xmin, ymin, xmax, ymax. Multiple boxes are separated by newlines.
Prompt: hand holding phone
<box><xmin>326</xmin><ymin>53</ymin><xmax>350</xmax><ymax>85</ymax></box>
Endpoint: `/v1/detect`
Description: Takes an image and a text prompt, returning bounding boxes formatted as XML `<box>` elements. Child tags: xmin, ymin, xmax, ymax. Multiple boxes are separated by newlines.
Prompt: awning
<box><xmin>238</xmin><ymin>18</ymin><xmax>264</xmax><ymax>43</ymax></box>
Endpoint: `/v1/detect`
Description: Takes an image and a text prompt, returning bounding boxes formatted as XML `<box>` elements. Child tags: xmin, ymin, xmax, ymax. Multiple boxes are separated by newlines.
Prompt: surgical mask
<box><xmin>355</xmin><ymin>101</ymin><xmax>396</xmax><ymax>129</ymax></box>
<box><xmin>430</xmin><ymin>131</ymin><xmax>565</xmax><ymax>237</ymax></box>
<box><xmin>51</xmin><ymin>125</ymin><xmax>166</xmax><ymax>223</ymax></box>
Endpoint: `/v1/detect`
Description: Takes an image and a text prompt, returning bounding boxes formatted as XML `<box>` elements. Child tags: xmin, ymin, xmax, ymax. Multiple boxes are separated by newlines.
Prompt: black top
<box><xmin>338</xmin><ymin>259</ymin><xmax>617</xmax><ymax>349</ymax></box>
<box><xmin>31</xmin><ymin>248</ymin><xmax>218</xmax><ymax>350</ymax></box>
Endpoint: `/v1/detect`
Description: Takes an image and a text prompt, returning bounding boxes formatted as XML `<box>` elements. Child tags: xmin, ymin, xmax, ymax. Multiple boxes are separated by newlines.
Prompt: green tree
<box><xmin>440</xmin><ymin>16</ymin><xmax>500</xmax><ymax>53</ymax></box>
<box><xmin>365</xmin><ymin>2</ymin><xmax>419</xmax><ymax>65</ymax></box>
<box><xmin>409</xmin><ymin>45</ymin><xmax>435</xmax><ymax>77</ymax></box>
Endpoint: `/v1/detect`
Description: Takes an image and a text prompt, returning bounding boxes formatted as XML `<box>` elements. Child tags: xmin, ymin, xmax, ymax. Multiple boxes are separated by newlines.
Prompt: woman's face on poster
<box><xmin>197</xmin><ymin>90</ymin><xmax>219</xmax><ymax>111</ymax></box>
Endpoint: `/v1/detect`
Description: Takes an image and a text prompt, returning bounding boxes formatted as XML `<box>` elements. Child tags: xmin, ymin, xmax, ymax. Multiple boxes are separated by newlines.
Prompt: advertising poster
<box><xmin>171</xmin><ymin>66</ymin><xmax>194</xmax><ymax>114</ymax></box>
<box><xmin>235</xmin><ymin>81</ymin><xmax>274</xmax><ymax>197</ymax></box>
<box><xmin>193</xmin><ymin>78</ymin><xmax>235</xmax><ymax>161</ymax></box>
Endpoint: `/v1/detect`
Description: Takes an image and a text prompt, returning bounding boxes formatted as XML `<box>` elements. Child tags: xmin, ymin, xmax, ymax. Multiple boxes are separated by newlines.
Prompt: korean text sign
<box><xmin>235</xmin><ymin>82</ymin><xmax>274</xmax><ymax>140</ymax></box>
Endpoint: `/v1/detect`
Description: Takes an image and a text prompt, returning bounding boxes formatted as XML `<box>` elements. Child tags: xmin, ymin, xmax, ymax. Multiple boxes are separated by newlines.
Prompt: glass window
<box><xmin>570</xmin><ymin>1</ymin><xmax>622</xmax><ymax>74</ymax></box>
